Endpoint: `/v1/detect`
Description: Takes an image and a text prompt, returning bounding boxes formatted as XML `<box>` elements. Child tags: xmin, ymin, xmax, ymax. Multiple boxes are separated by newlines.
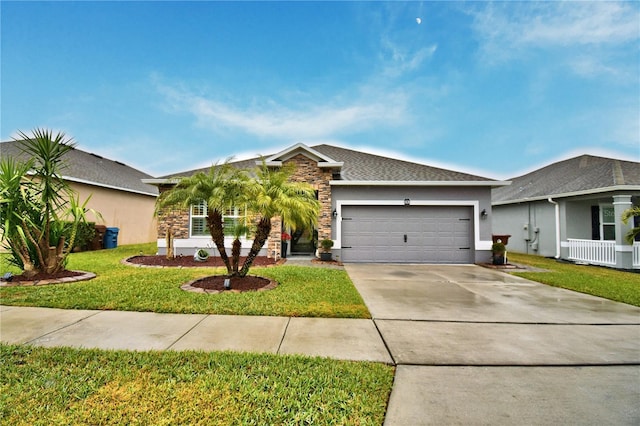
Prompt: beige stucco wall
<box><xmin>70</xmin><ymin>182</ymin><xmax>157</xmax><ymax>245</ymax></box>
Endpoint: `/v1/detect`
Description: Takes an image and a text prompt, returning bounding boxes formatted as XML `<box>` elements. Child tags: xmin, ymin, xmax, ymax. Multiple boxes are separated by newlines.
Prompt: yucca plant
<box><xmin>0</xmin><ymin>129</ymin><xmax>99</xmax><ymax>277</ymax></box>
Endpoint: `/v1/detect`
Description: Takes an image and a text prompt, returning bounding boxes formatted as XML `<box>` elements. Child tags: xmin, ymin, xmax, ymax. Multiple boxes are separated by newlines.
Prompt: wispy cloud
<box><xmin>381</xmin><ymin>39</ymin><xmax>438</xmax><ymax>77</ymax></box>
<box><xmin>469</xmin><ymin>1</ymin><xmax>639</xmax><ymax>75</ymax></box>
<box><xmin>153</xmin><ymin>77</ymin><xmax>410</xmax><ymax>141</ymax></box>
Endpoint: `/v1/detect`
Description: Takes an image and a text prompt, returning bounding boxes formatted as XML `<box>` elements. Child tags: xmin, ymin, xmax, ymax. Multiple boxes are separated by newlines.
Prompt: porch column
<box><xmin>613</xmin><ymin>195</ymin><xmax>633</xmax><ymax>269</ymax></box>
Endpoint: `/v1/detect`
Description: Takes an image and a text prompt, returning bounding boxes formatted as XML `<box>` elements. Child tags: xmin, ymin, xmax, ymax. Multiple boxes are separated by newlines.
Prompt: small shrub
<box><xmin>320</xmin><ymin>239</ymin><xmax>334</xmax><ymax>252</ymax></box>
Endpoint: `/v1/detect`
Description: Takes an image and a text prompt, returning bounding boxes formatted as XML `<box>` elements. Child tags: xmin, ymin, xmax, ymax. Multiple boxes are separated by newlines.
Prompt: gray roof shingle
<box><xmin>1</xmin><ymin>140</ymin><xmax>158</xmax><ymax>196</ymax></box>
<box><xmin>492</xmin><ymin>155</ymin><xmax>640</xmax><ymax>203</ymax></box>
<box><xmin>313</xmin><ymin>144</ymin><xmax>493</xmax><ymax>181</ymax></box>
<box><xmin>161</xmin><ymin>143</ymin><xmax>496</xmax><ymax>182</ymax></box>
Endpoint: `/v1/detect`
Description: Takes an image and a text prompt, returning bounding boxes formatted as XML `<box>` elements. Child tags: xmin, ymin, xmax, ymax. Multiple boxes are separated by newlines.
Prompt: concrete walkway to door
<box><xmin>345</xmin><ymin>264</ymin><xmax>640</xmax><ymax>426</ymax></box>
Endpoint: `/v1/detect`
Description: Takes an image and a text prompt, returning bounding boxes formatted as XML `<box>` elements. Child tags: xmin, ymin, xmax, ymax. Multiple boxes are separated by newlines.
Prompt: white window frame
<box><xmin>223</xmin><ymin>206</ymin><xmax>249</xmax><ymax>236</ymax></box>
<box><xmin>190</xmin><ymin>201</ymin><xmax>209</xmax><ymax>237</ymax></box>
<box><xmin>600</xmin><ymin>204</ymin><xmax>616</xmax><ymax>241</ymax></box>
<box><xmin>189</xmin><ymin>203</ymin><xmax>251</xmax><ymax>239</ymax></box>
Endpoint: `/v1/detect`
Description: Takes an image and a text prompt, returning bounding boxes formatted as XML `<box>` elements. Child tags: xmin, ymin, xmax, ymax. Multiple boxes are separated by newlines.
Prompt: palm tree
<box><xmin>622</xmin><ymin>206</ymin><xmax>640</xmax><ymax>243</ymax></box>
<box><xmin>229</xmin><ymin>221</ymin><xmax>251</xmax><ymax>275</ymax></box>
<box><xmin>156</xmin><ymin>162</ymin><xmax>248</xmax><ymax>275</ymax></box>
<box><xmin>238</xmin><ymin>161</ymin><xmax>320</xmax><ymax>277</ymax></box>
<box><xmin>0</xmin><ymin>129</ymin><xmax>95</xmax><ymax>277</ymax></box>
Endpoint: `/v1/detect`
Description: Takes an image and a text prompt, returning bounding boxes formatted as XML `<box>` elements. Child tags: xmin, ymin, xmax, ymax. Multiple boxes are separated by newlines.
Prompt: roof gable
<box><xmin>1</xmin><ymin>140</ymin><xmax>158</xmax><ymax>196</ymax></box>
<box><xmin>492</xmin><ymin>155</ymin><xmax>640</xmax><ymax>204</ymax></box>
<box><xmin>258</xmin><ymin>143</ymin><xmax>344</xmax><ymax>168</ymax></box>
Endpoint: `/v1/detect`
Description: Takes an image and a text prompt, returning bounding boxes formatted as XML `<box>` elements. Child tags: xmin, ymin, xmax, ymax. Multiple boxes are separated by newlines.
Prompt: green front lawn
<box><xmin>0</xmin><ymin>244</ymin><xmax>370</xmax><ymax>318</ymax></box>
<box><xmin>0</xmin><ymin>344</ymin><xmax>394</xmax><ymax>425</ymax></box>
<box><xmin>507</xmin><ymin>252</ymin><xmax>640</xmax><ymax>307</ymax></box>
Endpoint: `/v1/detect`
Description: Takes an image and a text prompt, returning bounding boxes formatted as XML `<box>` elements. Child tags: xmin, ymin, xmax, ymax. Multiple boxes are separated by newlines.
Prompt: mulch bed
<box><xmin>126</xmin><ymin>255</ymin><xmax>283</xmax><ymax>268</ymax></box>
<box><xmin>188</xmin><ymin>275</ymin><xmax>274</xmax><ymax>293</ymax></box>
<box><xmin>126</xmin><ymin>255</ymin><xmax>280</xmax><ymax>294</ymax></box>
<box><xmin>5</xmin><ymin>270</ymin><xmax>84</xmax><ymax>282</ymax></box>
<box><xmin>1</xmin><ymin>270</ymin><xmax>96</xmax><ymax>287</ymax></box>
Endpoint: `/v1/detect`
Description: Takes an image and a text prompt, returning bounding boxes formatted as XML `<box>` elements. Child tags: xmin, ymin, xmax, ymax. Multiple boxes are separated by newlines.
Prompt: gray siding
<box><xmin>492</xmin><ymin>201</ymin><xmax>558</xmax><ymax>257</ymax></box>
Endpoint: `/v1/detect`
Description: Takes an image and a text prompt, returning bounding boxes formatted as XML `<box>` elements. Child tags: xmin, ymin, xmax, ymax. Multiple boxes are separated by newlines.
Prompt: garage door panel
<box><xmin>341</xmin><ymin>205</ymin><xmax>473</xmax><ymax>263</ymax></box>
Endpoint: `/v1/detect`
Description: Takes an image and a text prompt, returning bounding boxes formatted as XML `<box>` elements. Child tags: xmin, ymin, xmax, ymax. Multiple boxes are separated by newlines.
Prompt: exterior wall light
<box><xmin>404</xmin><ymin>198</ymin><xmax>411</xmax><ymax>206</ymax></box>
<box><xmin>481</xmin><ymin>209</ymin><xmax>488</xmax><ymax>219</ymax></box>
<box><xmin>332</xmin><ymin>209</ymin><xmax>338</xmax><ymax>218</ymax></box>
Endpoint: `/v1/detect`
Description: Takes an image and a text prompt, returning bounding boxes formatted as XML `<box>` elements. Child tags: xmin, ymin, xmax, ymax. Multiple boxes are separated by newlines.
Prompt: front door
<box><xmin>290</xmin><ymin>226</ymin><xmax>316</xmax><ymax>255</ymax></box>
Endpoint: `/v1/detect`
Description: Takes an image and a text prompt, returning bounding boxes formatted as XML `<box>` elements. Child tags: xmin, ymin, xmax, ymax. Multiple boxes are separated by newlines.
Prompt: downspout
<box><xmin>548</xmin><ymin>198</ymin><xmax>560</xmax><ymax>259</ymax></box>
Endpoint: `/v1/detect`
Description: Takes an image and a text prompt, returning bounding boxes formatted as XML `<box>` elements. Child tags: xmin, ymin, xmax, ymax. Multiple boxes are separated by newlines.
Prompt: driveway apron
<box><xmin>344</xmin><ymin>263</ymin><xmax>640</xmax><ymax>425</ymax></box>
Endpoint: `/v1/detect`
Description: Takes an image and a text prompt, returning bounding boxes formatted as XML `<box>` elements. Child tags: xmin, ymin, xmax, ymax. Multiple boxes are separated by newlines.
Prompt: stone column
<box><xmin>613</xmin><ymin>195</ymin><xmax>633</xmax><ymax>269</ymax></box>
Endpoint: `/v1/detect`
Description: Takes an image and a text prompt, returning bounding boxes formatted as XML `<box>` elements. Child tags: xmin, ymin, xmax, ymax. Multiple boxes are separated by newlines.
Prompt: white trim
<box><xmin>548</xmin><ymin>198</ymin><xmax>561</xmax><ymax>258</ymax></box>
<box><xmin>141</xmin><ymin>178</ymin><xmax>180</xmax><ymax>185</ymax></box>
<box><xmin>492</xmin><ymin>186</ymin><xmax>640</xmax><ymax>205</ymax></box>
<box><xmin>333</xmin><ymin>199</ymin><xmax>490</xmax><ymax>251</ymax></box>
<box><xmin>64</xmin><ymin>175</ymin><xmax>158</xmax><ymax>197</ymax></box>
<box><xmin>258</xmin><ymin>142</ymin><xmax>343</xmax><ymax>168</ymax></box>
<box><xmin>331</xmin><ymin>180</ymin><xmax>510</xmax><ymax>187</ymax></box>
<box><xmin>157</xmin><ymin>236</ymin><xmax>252</xmax><ymax>249</ymax></box>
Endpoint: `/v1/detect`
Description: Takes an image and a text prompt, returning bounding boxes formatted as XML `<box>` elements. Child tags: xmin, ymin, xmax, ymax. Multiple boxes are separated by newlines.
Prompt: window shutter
<box><xmin>591</xmin><ymin>205</ymin><xmax>600</xmax><ymax>240</ymax></box>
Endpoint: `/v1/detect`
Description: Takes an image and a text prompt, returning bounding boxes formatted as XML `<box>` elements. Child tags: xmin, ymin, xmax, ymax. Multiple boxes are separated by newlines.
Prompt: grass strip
<box><xmin>0</xmin><ymin>344</ymin><xmax>394</xmax><ymax>425</ymax></box>
<box><xmin>507</xmin><ymin>252</ymin><xmax>640</xmax><ymax>307</ymax></box>
<box><xmin>0</xmin><ymin>244</ymin><xmax>370</xmax><ymax>318</ymax></box>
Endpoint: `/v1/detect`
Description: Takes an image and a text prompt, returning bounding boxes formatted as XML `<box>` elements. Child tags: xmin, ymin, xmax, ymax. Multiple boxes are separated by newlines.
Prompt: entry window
<box><xmin>190</xmin><ymin>202</ymin><xmax>208</xmax><ymax>236</ymax></box>
<box><xmin>601</xmin><ymin>206</ymin><xmax>615</xmax><ymax>241</ymax></box>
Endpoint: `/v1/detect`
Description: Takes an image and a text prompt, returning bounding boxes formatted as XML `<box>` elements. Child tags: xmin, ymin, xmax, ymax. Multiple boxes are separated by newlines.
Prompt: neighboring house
<box><xmin>1</xmin><ymin>140</ymin><xmax>158</xmax><ymax>246</ymax></box>
<box><xmin>144</xmin><ymin>143</ymin><xmax>508</xmax><ymax>264</ymax></box>
<box><xmin>492</xmin><ymin>155</ymin><xmax>640</xmax><ymax>270</ymax></box>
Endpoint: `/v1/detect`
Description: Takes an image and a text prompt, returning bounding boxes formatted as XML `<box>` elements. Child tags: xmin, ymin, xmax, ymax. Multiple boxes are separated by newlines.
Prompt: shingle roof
<box><xmin>313</xmin><ymin>144</ymin><xmax>493</xmax><ymax>181</ymax></box>
<box><xmin>1</xmin><ymin>140</ymin><xmax>158</xmax><ymax>196</ymax></box>
<box><xmin>161</xmin><ymin>143</ymin><xmax>497</xmax><ymax>182</ymax></box>
<box><xmin>492</xmin><ymin>155</ymin><xmax>640</xmax><ymax>204</ymax></box>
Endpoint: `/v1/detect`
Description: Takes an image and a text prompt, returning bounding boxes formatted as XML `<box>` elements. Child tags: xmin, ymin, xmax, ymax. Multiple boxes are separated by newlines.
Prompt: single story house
<box><xmin>1</xmin><ymin>140</ymin><xmax>159</xmax><ymax>246</ymax></box>
<box><xmin>491</xmin><ymin>154</ymin><xmax>640</xmax><ymax>270</ymax></box>
<box><xmin>144</xmin><ymin>143</ymin><xmax>509</xmax><ymax>263</ymax></box>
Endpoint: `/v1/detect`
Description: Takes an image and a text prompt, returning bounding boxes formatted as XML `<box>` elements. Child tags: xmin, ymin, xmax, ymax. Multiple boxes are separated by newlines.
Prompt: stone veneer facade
<box><xmin>157</xmin><ymin>155</ymin><xmax>335</xmax><ymax>259</ymax></box>
<box><xmin>266</xmin><ymin>154</ymin><xmax>334</xmax><ymax>257</ymax></box>
<box><xmin>157</xmin><ymin>185</ymin><xmax>190</xmax><ymax>239</ymax></box>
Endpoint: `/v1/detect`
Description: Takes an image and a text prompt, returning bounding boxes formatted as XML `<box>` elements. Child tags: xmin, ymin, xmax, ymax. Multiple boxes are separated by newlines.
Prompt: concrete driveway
<box><xmin>345</xmin><ymin>264</ymin><xmax>640</xmax><ymax>425</ymax></box>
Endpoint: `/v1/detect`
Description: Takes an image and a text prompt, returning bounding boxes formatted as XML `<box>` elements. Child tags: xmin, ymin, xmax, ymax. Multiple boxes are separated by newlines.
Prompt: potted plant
<box><xmin>319</xmin><ymin>239</ymin><xmax>334</xmax><ymax>261</ymax></box>
<box><xmin>281</xmin><ymin>232</ymin><xmax>291</xmax><ymax>259</ymax></box>
<box><xmin>491</xmin><ymin>241</ymin><xmax>506</xmax><ymax>265</ymax></box>
<box><xmin>194</xmin><ymin>248</ymin><xmax>209</xmax><ymax>262</ymax></box>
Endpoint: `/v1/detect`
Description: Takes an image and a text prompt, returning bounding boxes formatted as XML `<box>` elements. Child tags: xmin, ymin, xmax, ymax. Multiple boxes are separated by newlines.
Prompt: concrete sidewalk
<box><xmin>0</xmin><ymin>305</ymin><xmax>392</xmax><ymax>363</ymax></box>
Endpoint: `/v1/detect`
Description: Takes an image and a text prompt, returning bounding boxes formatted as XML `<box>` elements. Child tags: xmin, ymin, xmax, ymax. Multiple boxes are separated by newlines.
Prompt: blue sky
<box><xmin>2</xmin><ymin>1</ymin><xmax>638</xmax><ymax>180</ymax></box>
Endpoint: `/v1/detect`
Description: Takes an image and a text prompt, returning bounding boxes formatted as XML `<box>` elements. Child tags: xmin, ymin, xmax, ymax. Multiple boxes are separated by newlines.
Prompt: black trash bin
<box><xmin>103</xmin><ymin>227</ymin><xmax>120</xmax><ymax>249</ymax></box>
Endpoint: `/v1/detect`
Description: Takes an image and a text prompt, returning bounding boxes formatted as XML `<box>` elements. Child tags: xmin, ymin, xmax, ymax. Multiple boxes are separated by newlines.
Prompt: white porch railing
<box><xmin>634</xmin><ymin>242</ymin><xmax>640</xmax><ymax>268</ymax></box>
<box><xmin>568</xmin><ymin>239</ymin><xmax>616</xmax><ymax>266</ymax></box>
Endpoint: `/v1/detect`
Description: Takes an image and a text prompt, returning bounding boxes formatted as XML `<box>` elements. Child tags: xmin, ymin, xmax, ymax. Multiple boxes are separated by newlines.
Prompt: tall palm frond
<box><xmin>622</xmin><ymin>206</ymin><xmax>640</xmax><ymax>244</ymax></box>
<box><xmin>238</xmin><ymin>160</ymin><xmax>320</xmax><ymax>277</ymax></box>
<box><xmin>156</xmin><ymin>161</ymin><xmax>248</xmax><ymax>275</ymax></box>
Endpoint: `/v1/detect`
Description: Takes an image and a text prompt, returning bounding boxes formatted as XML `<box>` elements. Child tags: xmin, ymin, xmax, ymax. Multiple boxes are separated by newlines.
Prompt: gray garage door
<box><xmin>341</xmin><ymin>205</ymin><xmax>473</xmax><ymax>263</ymax></box>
